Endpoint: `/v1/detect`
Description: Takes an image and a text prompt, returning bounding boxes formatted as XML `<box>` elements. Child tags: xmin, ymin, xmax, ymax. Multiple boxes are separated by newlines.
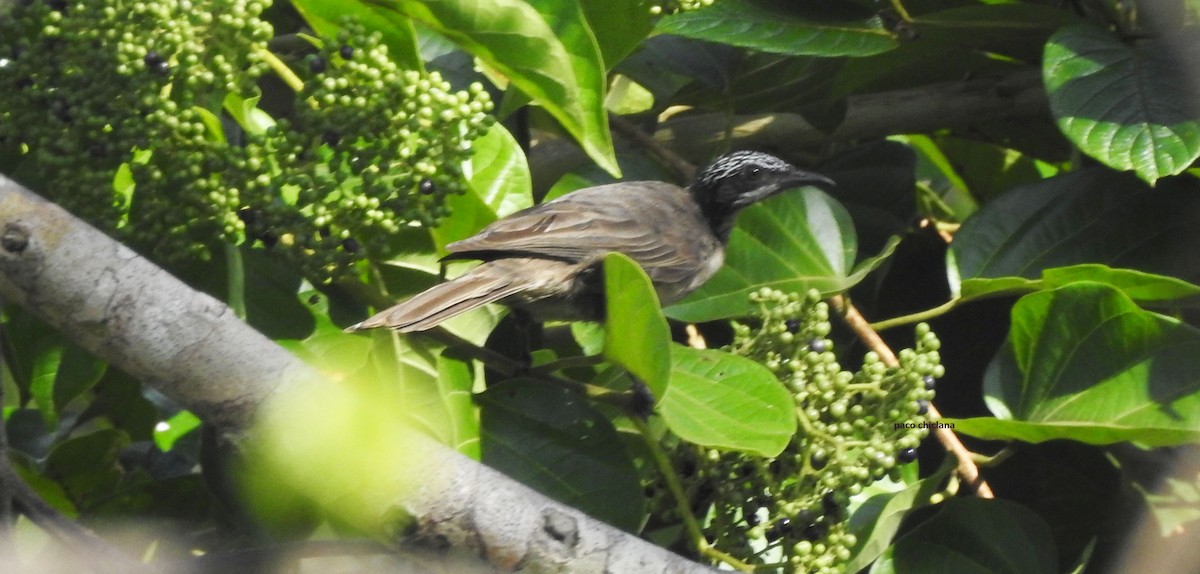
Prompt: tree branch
<box><xmin>0</xmin><ymin>176</ymin><xmax>719</xmax><ymax>573</ymax></box>
<box><xmin>829</xmin><ymin>295</ymin><xmax>996</xmax><ymax>499</ymax></box>
<box><xmin>656</xmin><ymin>69</ymin><xmax>1047</xmax><ymax>161</ymax></box>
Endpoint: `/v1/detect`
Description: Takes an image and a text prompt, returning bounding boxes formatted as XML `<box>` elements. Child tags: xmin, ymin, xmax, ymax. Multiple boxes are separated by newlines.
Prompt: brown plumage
<box><xmin>347</xmin><ymin>151</ymin><xmax>833</xmax><ymax>333</ymax></box>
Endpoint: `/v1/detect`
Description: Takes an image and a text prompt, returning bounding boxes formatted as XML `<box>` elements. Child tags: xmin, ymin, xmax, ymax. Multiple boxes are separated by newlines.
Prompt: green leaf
<box><xmin>580</xmin><ymin>0</ymin><xmax>654</xmax><ymax>69</ymax></box>
<box><xmin>951</xmin><ymin>282</ymin><xmax>1200</xmax><ymax>446</ymax></box>
<box><xmin>522</xmin><ymin>0</ymin><xmax>616</xmax><ymax>171</ymax></box>
<box><xmin>436</xmin><ymin>354</ymin><xmax>480</xmax><ymax>458</ymax></box>
<box><xmin>845</xmin><ymin>463</ymin><xmax>951</xmax><ymax>573</ymax></box>
<box><xmin>223</xmin><ymin>92</ymin><xmax>275</xmax><ymax>135</ymax></box>
<box><xmin>46</xmin><ymin>429</ymin><xmax>130</xmax><ymax>509</ymax></box>
<box><xmin>52</xmin><ymin>344</ymin><xmax>107</xmax><ymax>416</ymax></box>
<box><xmin>603</xmin><ymin>252</ymin><xmax>672</xmax><ymax>400</ymax></box>
<box><xmin>659</xmin><ymin>346</ymin><xmax>796</xmax><ymax>457</ymax></box>
<box><xmin>891</xmin><ymin>498</ymin><xmax>1057</xmax><ymax>574</ymax></box>
<box><xmin>29</xmin><ymin>345</ymin><xmax>63</xmax><ymax>426</ymax></box>
<box><xmin>432</xmin><ymin>122</ymin><xmax>533</xmax><ymax>250</ymax></box>
<box><xmin>956</xmin><ymin>264</ymin><xmax>1200</xmax><ymax>308</ymax></box>
<box><xmin>478</xmin><ymin>380</ymin><xmax>643</xmax><ymax>530</ymax></box>
<box><xmin>292</xmin><ymin>0</ymin><xmax>423</xmax><ymax>70</ymax></box>
<box><xmin>1044</xmin><ymin>24</ymin><xmax>1200</xmax><ymax>183</ymax></box>
<box><xmin>375</xmin><ymin>0</ymin><xmax>619</xmax><ymax>175</ymax></box>
<box><xmin>656</xmin><ymin>0</ymin><xmax>898</xmax><ymax>57</ymax></box>
<box><xmin>153</xmin><ymin>410</ymin><xmax>202</xmax><ymax>452</ymax></box>
<box><xmin>949</xmin><ymin>169</ymin><xmax>1200</xmax><ymax>290</ymax></box>
<box><xmin>361</xmin><ymin>331</ymin><xmax>481</xmax><ymax>455</ymax></box>
<box><xmin>667</xmin><ymin>187</ymin><xmax>889</xmax><ymax>322</ymax></box>
<box><xmin>467</xmin><ymin>123</ymin><xmax>533</xmax><ymax>218</ymax></box>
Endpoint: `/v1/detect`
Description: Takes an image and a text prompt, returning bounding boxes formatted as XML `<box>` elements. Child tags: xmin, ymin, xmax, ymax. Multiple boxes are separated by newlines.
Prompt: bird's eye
<box><xmin>749</xmin><ymin>167</ymin><xmax>762</xmax><ymax>179</ymax></box>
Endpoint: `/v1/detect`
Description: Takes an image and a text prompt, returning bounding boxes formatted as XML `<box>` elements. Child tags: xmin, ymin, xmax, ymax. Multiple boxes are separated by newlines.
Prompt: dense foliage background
<box><xmin>2</xmin><ymin>0</ymin><xmax>1200</xmax><ymax>572</ymax></box>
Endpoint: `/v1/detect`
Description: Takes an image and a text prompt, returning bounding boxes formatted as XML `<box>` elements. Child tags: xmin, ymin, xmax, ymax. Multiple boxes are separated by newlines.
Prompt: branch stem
<box><xmin>829</xmin><ymin>295</ymin><xmax>995</xmax><ymax>499</ymax></box>
<box><xmin>630</xmin><ymin>417</ymin><xmax>754</xmax><ymax>573</ymax></box>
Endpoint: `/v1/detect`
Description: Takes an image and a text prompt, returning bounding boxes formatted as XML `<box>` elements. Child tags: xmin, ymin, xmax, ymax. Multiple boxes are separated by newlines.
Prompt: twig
<box><xmin>610</xmin><ymin>115</ymin><xmax>697</xmax><ymax>181</ymax></box>
<box><xmin>630</xmin><ymin>418</ymin><xmax>753</xmax><ymax>573</ymax></box>
<box><xmin>2</xmin><ymin>464</ymin><xmax>149</xmax><ymax>573</ymax></box>
<box><xmin>421</xmin><ymin>327</ymin><xmax>636</xmax><ymax>410</ymax></box>
<box><xmin>829</xmin><ymin>295</ymin><xmax>995</xmax><ymax>499</ymax></box>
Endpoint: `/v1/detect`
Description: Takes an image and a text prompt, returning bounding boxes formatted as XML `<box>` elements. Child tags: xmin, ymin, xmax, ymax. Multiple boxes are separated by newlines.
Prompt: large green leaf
<box><xmin>478</xmin><ymin>380</ymin><xmax>643</xmax><ymax>530</ymax></box>
<box><xmin>958</xmin><ymin>265</ymin><xmax>1200</xmax><ymax>307</ymax></box>
<box><xmin>656</xmin><ymin>0</ymin><xmax>898</xmax><ymax>57</ymax></box>
<box><xmin>361</xmin><ymin>331</ymin><xmax>482</xmax><ymax>456</ymax></box>
<box><xmin>522</xmin><ymin>0</ymin><xmax>616</xmax><ymax>172</ymax></box>
<box><xmin>949</xmin><ymin>169</ymin><xmax>1200</xmax><ymax>290</ymax></box>
<box><xmin>292</xmin><ymin>0</ymin><xmax>423</xmax><ymax>70</ymax></box>
<box><xmin>432</xmin><ymin>122</ymin><xmax>532</xmax><ymax>250</ymax></box>
<box><xmin>1044</xmin><ymin>24</ymin><xmax>1200</xmax><ymax>183</ymax></box>
<box><xmin>845</xmin><ymin>464</ymin><xmax>950</xmax><ymax>573</ymax></box>
<box><xmin>580</xmin><ymin>0</ymin><xmax>654</xmax><ymax>69</ymax></box>
<box><xmin>950</xmin><ymin>282</ymin><xmax>1200</xmax><ymax>446</ymax></box>
<box><xmin>659</xmin><ymin>346</ymin><xmax>795</xmax><ymax>457</ymax></box>
<box><xmin>667</xmin><ymin>187</ymin><xmax>895</xmax><ymax>322</ymax></box>
<box><xmin>603</xmin><ymin>252</ymin><xmax>672</xmax><ymax>400</ymax></box>
<box><xmin>370</xmin><ymin>0</ymin><xmax>619</xmax><ymax>175</ymax></box>
<box><xmin>890</xmin><ymin>498</ymin><xmax>1057</xmax><ymax>574</ymax></box>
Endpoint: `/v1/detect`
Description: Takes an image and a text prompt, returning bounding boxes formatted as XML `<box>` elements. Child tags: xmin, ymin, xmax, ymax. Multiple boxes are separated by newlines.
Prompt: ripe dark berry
<box><xmin>822</xmin><ymin>492</ymin><xmax>842</xmax><ymax>518</ymax></box>
<box><xmin>237</xmin><ymin>207</ymin><xmax>260</xmax><ymax>225</ymax></box>
<box><xmin>144</xmin><ymin>50</ymin><xmax>168</xmax><ymax>73</ymax></box>
<box><xmin>765</xmin><ymin>517</ymin><xmax>792</xmax><ymax>541</ymax></box>
<box><xmin>418</xmin><ymin>178</ymin><xmax>436</xmax><ymax>195</ymax></box>
<box><xmin>260</xmin><ymin>230</ymin><xmax>278</xmax><ymax>248</ymax></box>
<box><xmin>809</xmin><ymin>450</ymin><xmax>827</xmax><ymax>471</ymax></box>
<box><xmin>807</xmin><ymin>339</ymin><xmax>827</xmax><ymax>353</ymax></box>
<box><xmin>309</xmin><ymin>55</ymin><xmax>326</xmax><ymax>73</ymax></box>
<box><xmin>339</xmin><ymin>45</ymin><xmax>354</xmax><ymax>59</ymax></box>
<box><xmin>923</xmin><ymin>375</ymin><xmax>936</xmax><ymax>390</ymax></box>
<box><xmin>785</xmin><ymin>319</ymin><xmax>800</xmax><ymax>333</ymax></box>
<box><xmin>745</xmin><ymin>509</ymin><xmax>760</xmax><ymax>526</ymax></box>
<box><xmin>318</xmin><ymin>225</ymin><xmax>331</xmax><ymax>238</ymax></box>
<box><xmin>803</xmin><ymin>519</ymin><xmax>828</xmax><ymax>541</ymax></box>
<box><xmin>340</xmin><ymin>238</ymin><xmax>360</xmax><ymax>253</ymax></box>
<box><xmin>897</xmin><ymin>447</ymin><xmax>918</xmax><ymax>464</ymax></box>
<box><xmin>916</xmin><ymin>399</ymin><xmax>930</xmax><ymax>415</ymax></box>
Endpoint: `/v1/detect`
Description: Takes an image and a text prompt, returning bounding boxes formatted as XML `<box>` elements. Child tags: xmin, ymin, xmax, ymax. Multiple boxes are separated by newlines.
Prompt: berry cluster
<box><xmin>673</xmin><ymin>288</ymin><xmax>941</xmax><ymax>572</ymax></box>
<box><xmin>1</xmin><ymin>4</ymin><xmax>494</xmax><ymax>280</ymax></box>
<box><xmin>0</xmin><ymin>0</ymin><xmax>272</xmax><ymax>260</ymax></box>
<box><xmin>650</xmin><ymin>0</ymin><xmax>716</xmax><ymax>15</ymax></box>
<box><xmin>238</xmin><ymin>21</ymin><xmax>494</xmax><ymax>278</ymax></box>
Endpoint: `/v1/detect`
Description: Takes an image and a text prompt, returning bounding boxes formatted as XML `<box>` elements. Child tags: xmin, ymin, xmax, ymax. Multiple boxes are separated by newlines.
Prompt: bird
<box><xmin>346</xmin><ymin>151</ymin><xmax>835</xmax><ymax>333</ymax></box>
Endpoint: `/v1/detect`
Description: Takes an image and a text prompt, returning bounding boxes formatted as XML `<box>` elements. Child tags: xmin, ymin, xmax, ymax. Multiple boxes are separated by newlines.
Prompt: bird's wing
<box><xmin>445</xmin><ymin>181</ymin><xmax>689</xmax><ymax>267</ymax></box>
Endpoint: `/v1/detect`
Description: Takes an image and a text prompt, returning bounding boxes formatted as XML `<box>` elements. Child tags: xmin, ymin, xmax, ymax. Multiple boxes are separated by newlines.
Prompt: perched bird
<box><xmin>347</xmin><ymin>151</ymin><xmax>834</xmax><ymax>332</ymax></box>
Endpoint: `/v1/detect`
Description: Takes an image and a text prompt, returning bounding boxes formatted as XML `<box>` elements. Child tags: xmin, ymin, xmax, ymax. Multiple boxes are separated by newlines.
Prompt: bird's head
<box><xmin>689</xmin><ymin>151</ymin><xmax>835</xmax><ymax>241</ymax></box>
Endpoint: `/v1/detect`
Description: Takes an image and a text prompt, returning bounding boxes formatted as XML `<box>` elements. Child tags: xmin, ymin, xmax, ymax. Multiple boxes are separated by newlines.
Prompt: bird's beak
<box><xmin>737</xmin><ymin>170</ymin><xmax>836</xmax><ymax>207</ymax></box>
<box><xmin>782</xmin><ymin>170</ymin><xmax>837</xmax><ymax>191</ymax></box>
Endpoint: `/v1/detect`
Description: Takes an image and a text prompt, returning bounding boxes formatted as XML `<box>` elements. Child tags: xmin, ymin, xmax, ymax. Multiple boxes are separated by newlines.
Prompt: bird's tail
<box><xmin>345</xmin><ymin>261</ymin><xmax>524</xmax><ymax>332</ymax></box>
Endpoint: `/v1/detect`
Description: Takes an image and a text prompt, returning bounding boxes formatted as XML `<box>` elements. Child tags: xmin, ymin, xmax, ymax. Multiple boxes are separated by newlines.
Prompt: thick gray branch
<box><xmin>0</xmin><ymin>177</ymin><xmax>716</xmax><ymax>573</ymax></box>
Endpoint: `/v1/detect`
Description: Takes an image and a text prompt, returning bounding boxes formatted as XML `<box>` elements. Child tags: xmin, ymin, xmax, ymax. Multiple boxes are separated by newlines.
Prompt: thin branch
<box><xmin>829</xmin><ymin>295</ymin><xmax>996</xmax><ymax>499</ymax></box>
<box><xmin>611</xmin><ymin>115</ymin><xmax>697</xmax><ymax>181</ymax></box>
<box><xmin>871</xmin><ymin>298</ymin><xmax>960</xmax><ymax>331</ymax></box>
<box><xmin>1</xmin><ymin>463</ymin><xmax>148</xmax><ymax>573</ymax></box>
<box><xmin>656</xmin><ymin>69</ymin><xmax>1047</xmax><ymax>162</ymax></box>
<box><xmin>630</xmin><ymin>418</ymin><xmax>753</xmax><ymax>573</ymax></box>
